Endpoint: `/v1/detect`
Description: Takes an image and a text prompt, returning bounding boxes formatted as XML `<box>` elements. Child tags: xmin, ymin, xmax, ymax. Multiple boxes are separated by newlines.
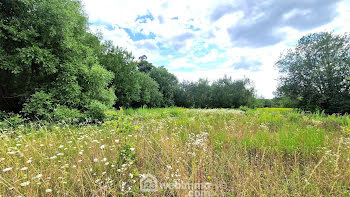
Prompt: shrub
<box><xmin>53</xmin><ymin>106</ymin><xmax>86</xmax><ymax>123</ymax></box>
<box><xmin>22</xmin><ymin>91</ymin><xmax>56</xmax><ymax>120</ymax></box>
<box><xmin>86</xmin><ymin>100</ymin><xmax>108</xmax><ymax>121</ymax></box>
<box><xmin>0</xmin><ymin>113</ymin><xmax>25</xmax><ymax>130</ymax></box>
<box><xmin>239</xmin><ymin>106</ymin><xmax>250</xmax><ymax>112</ymax></box>
<box><xmin>0</xmin><ymin>111</ymin><xmax>6</xmax><ymax>120</ymax></box>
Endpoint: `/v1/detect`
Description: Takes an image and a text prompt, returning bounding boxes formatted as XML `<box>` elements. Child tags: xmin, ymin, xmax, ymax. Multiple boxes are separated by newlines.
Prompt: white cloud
<box><xmin>168</xmin><ymin>58</ymin><xmax>199</xmax><ymax>70</ymax></box>
<box><xmin>83</xmin><ymin>0</ymin><xmax>349</xmax><ymax>98</ymax></box>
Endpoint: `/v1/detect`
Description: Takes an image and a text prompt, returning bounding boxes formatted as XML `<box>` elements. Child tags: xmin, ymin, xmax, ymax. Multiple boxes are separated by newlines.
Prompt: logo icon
<box><xmin>140</xmin><ymin>174</ymin><xmax>158</xmax><ymax>192</ymax></box>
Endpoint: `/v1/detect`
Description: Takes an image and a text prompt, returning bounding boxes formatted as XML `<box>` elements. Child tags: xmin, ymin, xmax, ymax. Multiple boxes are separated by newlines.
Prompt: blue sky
<box><xmin>83</xmin><ymin>0</ymin><xmax>350</xmax><ymax>98</ymax></box>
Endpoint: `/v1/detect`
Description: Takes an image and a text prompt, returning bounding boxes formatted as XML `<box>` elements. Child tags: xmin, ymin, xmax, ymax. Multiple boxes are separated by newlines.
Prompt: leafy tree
<box><xmin>175</xmin><ymin>79</ymin><xmax>211</xmax><ymax>108</ymax></box>
<box><xmin>277</xmin><ymin>32</ymin><xmax>350</xmax><ymax>113</ymax></box>
<box><xmin>175</xmin><ymin>81</ymin><xmax>195</xmax><ymax>108</ymax></box>
<box><xmin>191</xmin><ymin>79</ymin><xmax>212</xmax><ymax>108</ymax></box>
<box><xmin>99</xmin><ymin>42</ymin><xmax>140</xmax><ymax>108</ymax></box>
<box><xmin>0</xmin><ymin>0</ymin><xmax>115</xmax><ymax>117</ymax></box>
<box><xmin>137</xmin><ymin>55</ymin><xmax>155</xmax><ymax>73</ymax></box>
<box><xmin>22</xmin><ymin>91</ymin><xmax>55</xmax><ymax>120</ymax></box>
<box><xmin>175</xmin><ymin>77</ymin><xmax>255</xmax><ymax>108</ymax></box>
<box><xmin>133</xmin><ymin>72</ymin><xmax>163</xmax><ymax>108</ymax></box>
<box><xmin>210</xmin><ymin>77</ymin><xmax>255</xmax><ymax>108</ymax></box>
<box><xmin>149</xmin><ymin>66</ymin><xmax>178</xmax><ymax>107</ymax></box>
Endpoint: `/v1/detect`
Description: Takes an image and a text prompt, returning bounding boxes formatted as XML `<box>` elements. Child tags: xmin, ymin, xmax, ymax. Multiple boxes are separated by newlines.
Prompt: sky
<box><xmin>82</xmin><ymin>0</ymin><xmax>350</xmax><ymax>98</ymax></box>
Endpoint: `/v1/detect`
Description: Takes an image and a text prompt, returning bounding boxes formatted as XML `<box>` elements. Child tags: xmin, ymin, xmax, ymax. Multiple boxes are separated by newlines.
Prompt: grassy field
<box><xmin>0</xmin><ymin>108</ymin><xmax>349</xmax><ymax>196</ymax></box>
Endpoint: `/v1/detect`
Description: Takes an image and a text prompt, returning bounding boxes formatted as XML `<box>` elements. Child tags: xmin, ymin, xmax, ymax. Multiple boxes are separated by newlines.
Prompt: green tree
<box><xmin>210</xmin><ymin>77</ymin><xmax>255</xmax><ymax>108</ymax></box>
<box><xmin>137</xmin><ymin>55</ymin><xmax>155</xmax><ymax>73</ymax></box>
<box><xmin>99</xmin><ymin>42</ymin><xmax>140</xmax><ymax>108</ymax></box>
<box><xmin>133</xmin><ymin>72</ymin><xmax>163</xmax><ymax>108</ymax></box>
<box><xmin>0</xmin><ymin>0</ymin><xmax>115</xmax><ymax>118</ymax></box>
<box><xmin>149</xmin><ymin>66</ymin><xmax>178</xmax><ymax>107</ymax></box>
<box><xmin>175</xmin><ymin>79</ymin><xmax>211</xmax><ymax>108</ymax></box>
<box><xmin>276</xmin><ymin>32</ymin><xmax>350</xmax><ymax>113</ymax></box>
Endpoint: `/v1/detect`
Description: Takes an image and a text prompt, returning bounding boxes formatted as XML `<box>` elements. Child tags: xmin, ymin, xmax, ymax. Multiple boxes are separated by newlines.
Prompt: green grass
<box><xmin>0</xmin><ymin>108</ymin><xmax>349</xmax><ymax>196</ymax></box>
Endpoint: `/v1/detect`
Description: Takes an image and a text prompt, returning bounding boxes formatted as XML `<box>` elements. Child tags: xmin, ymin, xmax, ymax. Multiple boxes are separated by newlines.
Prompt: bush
<box><xmin>86</xmin><ymin>100</ymin><xmax>108</xmax><ymax>121</ymax></box>
<box><xmin>104</xmin><ymin>109</ymin><xmax>122</xmax><ymax>121</ymax></box>
<box><xmin>0</xmin><ymin>111</ymin><xmax>6</xmax><ymax>120</ymax></box>
<box><xmin>22</xmin><ymin>91</ymin><xmax>56</xmax><ymax>120</ymax></box>
<box><xmin>239</xmin><ymin>106</ymin><xmax>250</xmax><ymax>112</ymax></box>
<box><xmin>53</xmin><ymin>106</ymin><xmax>86</xmax><ymax>123</ymax></box>
<box><xmin>0</xmin><ymin>113</ymin><xmax>25</xmax><ymax>130</ymax></box>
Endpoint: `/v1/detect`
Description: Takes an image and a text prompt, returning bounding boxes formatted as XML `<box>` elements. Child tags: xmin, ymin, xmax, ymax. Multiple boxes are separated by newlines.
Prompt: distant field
<box><xmin>1</xmin><ymin>108</ymin><xmax>349</xmax><ymax>196</ymax></box>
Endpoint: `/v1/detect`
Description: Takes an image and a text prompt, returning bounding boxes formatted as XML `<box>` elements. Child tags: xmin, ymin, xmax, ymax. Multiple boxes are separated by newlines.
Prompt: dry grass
<box><xmin>0</xmin><ymin>108</ymin><xmax>349</xmax><ymax>196</ymax></box>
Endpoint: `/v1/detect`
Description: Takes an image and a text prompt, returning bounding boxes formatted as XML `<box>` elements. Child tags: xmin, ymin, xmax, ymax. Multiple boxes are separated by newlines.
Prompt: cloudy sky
<box><xmin>82</xmin><ymin>0</ymin><xmax>350</xmax><ymax>98</ymax></box>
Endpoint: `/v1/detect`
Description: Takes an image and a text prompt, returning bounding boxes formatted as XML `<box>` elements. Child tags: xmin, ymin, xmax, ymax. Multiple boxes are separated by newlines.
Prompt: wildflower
<box><xmin>58</xmin><ymin>145</ymin><xmax>64</xmax><ymax>148</ymax></box>
<box><xmin>129</xmin><ymin>173</ymin><xmax>133</xmax><ymax>178</ymax></box>
<box><xmin>26</xmin><ymin>159</ymin><xmax>32</xmax><ymax>164</ymax></box>
<box><xmin>105</xmin><ymin>162</ymin><xmax>109</xmax><ymax>166</ymax></box>
<box><xmin>102</xmin><ymin>158</ymin><xmax>107</xmax><ymax>162</ymax></box>
<box><xmin>33</xmin><ymin>174</ymin><xmax>43</xmax><ymax>179</ymax></box>
<box><xmin>21</xmin><ymin>167</ymin><xmax>28</xmax><ymax>171</ymax></box>
<box><xmin>115</xmin><ymin>139</ymin><xmax>119</xmax><ymax>143</ymax></box>
<box><xmin>121</xmin><ymin>182</ymin><xmax>126</xmax><ymax>191</ymax></box>
<box><xmin>46</xmin><ymin>189</ymin><xmax>52</xmax><ymax>193</ymax></box>
<box><xmin>100</xmin><ymin>145</ymin><xmax>105</xmax><ymax>149</ymax></box>
<box><xmin>3</xmin><ymin>167</ymin><xmax>12</xmax><ymax>172</ymax></box>
<box><xmin>130</xmin><ymin>148</ymin><xmax>135</xmax><ymax>151</ymax></box>
<box><xmin>93</xmin><ymin>158</ymin><xmax>98</xmax><ymax>162</ymax></box>
<box><xmin>20</xmin><ymin>181</ymin><xmax>30</xmax><ymax>187</ymax></box>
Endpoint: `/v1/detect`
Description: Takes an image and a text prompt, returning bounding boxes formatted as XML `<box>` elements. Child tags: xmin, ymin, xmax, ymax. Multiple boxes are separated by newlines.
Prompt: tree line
<box><xmin>0</xmin><ymin>0</ymin><xmax>257</xmax><ymax>122</ymax></box>
<box><xmin>0</xmin><ymin>0</ymin><xmax>349</xmax><ymax>122</ymax></box>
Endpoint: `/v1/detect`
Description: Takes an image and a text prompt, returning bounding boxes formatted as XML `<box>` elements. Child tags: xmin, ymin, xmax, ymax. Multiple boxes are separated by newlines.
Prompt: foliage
<box><xmin>99</xmin><ymin>42</ymin><xmax>140</xmax><ymax>108</ymax></box>
<box><xmin>133</xmin><ymin>72</ymin><xmax>163</xmax><ymax>108</ymax></box>
<box><xmin>277</xmin><ymin>32</ymin><xmax>350</xmax><ymax>114</ymax></box>
<box><xmin>149</xmin><ymin>66</ymin><xmax>178</xmax><ymax>107</ymax></box>
<box><xmin>0</xmin><ymin>0</ymin><xmax>115</xmax><ymax>118</ymax></box>
<box><xmin>137</xmin><ymin>55</ymin><xmax>155</xmax><ymax>73</ymax></box>
<box><xmin>86</xmin><ymin>100</ymin><xmax>108</xmax><ymax>121</ymax></box>
<box><xmin>175</xmin><ymin>79</ymin><xmax>211</xmax><ymax>108</ymax></box>
<box><xmin>176</xmin><ymin>76</ymin><xmax>256</xmax><ymax>108</ymax></box>
<box><xmin>0</xmin><ymin>113</ymin><xmax>25</xmax><ymax>130</ymax></box>
<box><xmin>22</xmin><ymin>91</ymin><xmax>55</xmax><ymax>120</ymax></box>
<box><xmin>53</xmin><ymin>105</ymin><xmax>86</xmax><ymax>123</ymax></box>
<box><xmin>210</xmin><ymin>77</ymin><xmax>255</xmax><ymax>108</ymax></box>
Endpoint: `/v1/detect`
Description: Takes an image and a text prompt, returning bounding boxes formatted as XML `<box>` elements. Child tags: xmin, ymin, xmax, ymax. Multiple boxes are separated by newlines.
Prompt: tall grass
<box><xmin>0</xmin><ymin>108</ymin><xmax>349</xmax><ymax>196</ymax></box>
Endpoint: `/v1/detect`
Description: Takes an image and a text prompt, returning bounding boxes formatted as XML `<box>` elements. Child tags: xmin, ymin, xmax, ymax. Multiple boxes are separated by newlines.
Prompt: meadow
<box><xmin>0</xmin><ymin>108</ymin><xmax>349</xmax><ymax>196</ymax></box>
